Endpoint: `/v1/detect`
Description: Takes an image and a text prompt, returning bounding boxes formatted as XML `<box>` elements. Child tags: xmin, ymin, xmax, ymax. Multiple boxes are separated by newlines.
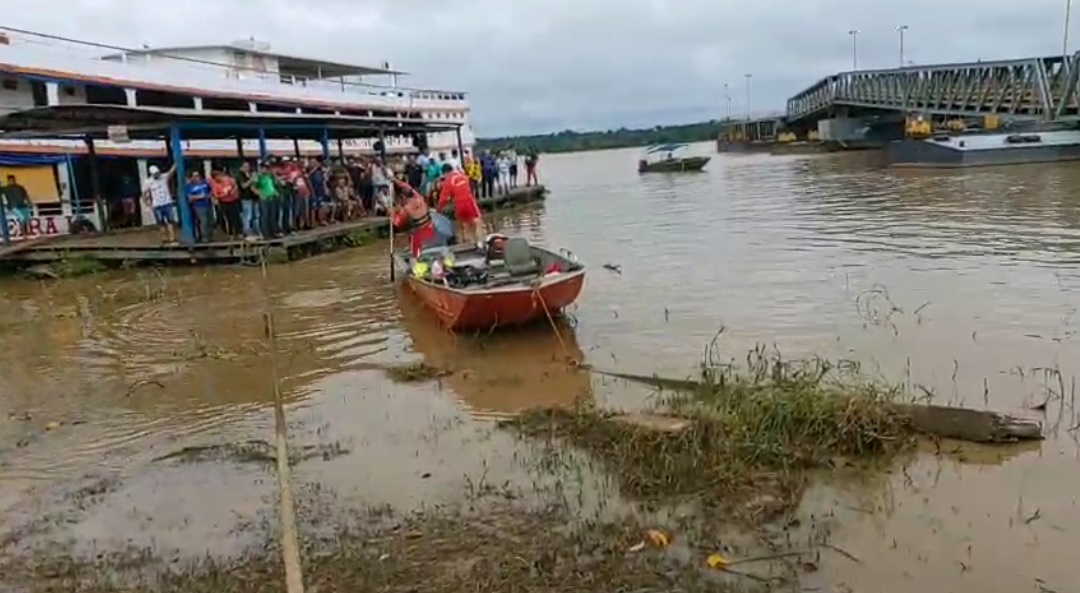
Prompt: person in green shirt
<box><xmin>255</xmin><ymin>161</ymin><xmax>280</xmax><ymax>238</ymax></box>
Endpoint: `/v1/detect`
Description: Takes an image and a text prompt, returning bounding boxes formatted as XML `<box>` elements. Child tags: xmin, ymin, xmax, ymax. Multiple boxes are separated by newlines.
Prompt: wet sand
<box><xmin>2</xmin><ymin>145</ymin><xmax>1080</xmax><ymax>591</ymax></box>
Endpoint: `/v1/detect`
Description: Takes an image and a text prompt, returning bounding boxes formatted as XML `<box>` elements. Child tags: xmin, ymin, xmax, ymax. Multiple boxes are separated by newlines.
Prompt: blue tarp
<box><xmin>646</xmin><ymin>143</ymin><xmax>688</xmax><ymax>154</ymax></box>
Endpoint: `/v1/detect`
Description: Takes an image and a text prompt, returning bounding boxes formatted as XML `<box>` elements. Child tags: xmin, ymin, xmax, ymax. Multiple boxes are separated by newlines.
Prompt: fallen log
<box><xmin>585</xmin><ymin>366</ymin><xmax>1044</xmax><ymax>444</ymax></box>
<box><xmin>889</xmin><ymin>403</ymin><xmax>1042</xmax><ymax>443</ymax></box>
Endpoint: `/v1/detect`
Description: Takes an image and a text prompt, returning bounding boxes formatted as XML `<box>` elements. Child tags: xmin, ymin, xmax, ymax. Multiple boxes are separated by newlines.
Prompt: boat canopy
<box><xmin>645</xmin><ymin>143</ymin><xmax>688</xmax><ymax>154</ymax></box>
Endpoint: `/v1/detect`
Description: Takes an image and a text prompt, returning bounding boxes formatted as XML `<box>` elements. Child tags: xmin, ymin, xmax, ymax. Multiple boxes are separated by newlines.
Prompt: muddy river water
<box><xmin>2</xmin><ymin>144</ymin><xmax>1080</xmax><ymax>591</ymax></box>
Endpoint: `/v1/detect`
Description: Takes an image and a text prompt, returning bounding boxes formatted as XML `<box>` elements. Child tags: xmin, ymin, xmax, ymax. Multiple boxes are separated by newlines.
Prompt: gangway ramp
<box><xmin>786</xmin><ymin>54</ymin><xmax>1080</xmax><ymax>123</ymax></box>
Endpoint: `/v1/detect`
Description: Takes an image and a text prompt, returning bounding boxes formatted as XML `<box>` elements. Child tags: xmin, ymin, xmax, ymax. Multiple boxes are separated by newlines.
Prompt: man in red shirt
<box><xmin>437</xmin><ymin>163</ymin><xmax>484</xmax><ymax>246</ymax></box>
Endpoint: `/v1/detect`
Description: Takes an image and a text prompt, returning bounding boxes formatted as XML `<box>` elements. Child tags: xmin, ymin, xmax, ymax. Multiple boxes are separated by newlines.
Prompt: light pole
<box><xmin>897</xmin><ymin>25</ymin><xmax>908</xmax><ymax>67</ymax></box>
<box><xmin>848</xmin><ymin>29</ymin><xmax>860</xmax><ymax>70</ymax></box>
<box><xmin>723</xmin><ymin>82</ymin><xmax>731</xmax><ymax>119</ymax></box>
<box><xmin>1065</xmin><ymin>0</ymin><xmax>1074</xmax><ymax>59</ymax></box>
<box><xmin>744</xmin><ymin>73</ymin><xmax>752</xmax><ymax>120</ymax></box>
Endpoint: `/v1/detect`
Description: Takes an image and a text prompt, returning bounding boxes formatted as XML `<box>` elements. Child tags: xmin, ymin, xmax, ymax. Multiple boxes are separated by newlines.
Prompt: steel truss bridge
<box><xmin>786</xmin><ymin>54</ymin><xmax>1080</xmax><ymax>123</ymax></box>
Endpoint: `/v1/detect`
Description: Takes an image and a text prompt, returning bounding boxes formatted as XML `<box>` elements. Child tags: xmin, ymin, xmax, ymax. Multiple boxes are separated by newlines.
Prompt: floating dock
<box><xmin>0</xmin><ymin>185</ymin><xmax>546</xmax><ymax>268</ymax></box>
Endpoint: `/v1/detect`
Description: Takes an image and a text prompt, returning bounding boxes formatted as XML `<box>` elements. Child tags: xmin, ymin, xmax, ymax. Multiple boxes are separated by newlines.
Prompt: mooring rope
<box><xmin>258</xmin><ymin>251</ymin><xmax>306</xmax><ymax>593</ymax></box>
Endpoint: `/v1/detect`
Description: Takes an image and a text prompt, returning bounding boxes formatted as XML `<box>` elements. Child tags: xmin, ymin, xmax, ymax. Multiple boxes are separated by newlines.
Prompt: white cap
<box><xmin>148</xmin><ymin>165</ymin><xmax>160</xmax><ymax>175</ymax></box>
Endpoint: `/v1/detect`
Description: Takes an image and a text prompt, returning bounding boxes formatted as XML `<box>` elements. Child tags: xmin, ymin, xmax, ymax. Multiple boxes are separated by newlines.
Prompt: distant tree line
<box><xmin>477</xmin><ymin>120</ymin><xmax>728</xmax><ymax>154</ymax></box>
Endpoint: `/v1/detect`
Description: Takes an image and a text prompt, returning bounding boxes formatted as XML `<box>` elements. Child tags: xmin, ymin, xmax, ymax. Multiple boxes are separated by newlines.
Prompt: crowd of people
<box><xmin>139</xmin><ymin>148</ymin><xmax>540</xmax><ymax>245</ymax></box>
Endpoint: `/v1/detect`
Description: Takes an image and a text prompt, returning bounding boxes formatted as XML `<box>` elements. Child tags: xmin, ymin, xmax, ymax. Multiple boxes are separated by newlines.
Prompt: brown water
<box><xmin>2</xmin><ymin>144</ymin><xmax>1080</xmax><ymax>591</ymax></box>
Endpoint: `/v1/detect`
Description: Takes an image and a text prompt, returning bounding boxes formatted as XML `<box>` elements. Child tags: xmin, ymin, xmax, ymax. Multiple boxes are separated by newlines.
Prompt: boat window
<box><xmin>1004</xmin><ymin>134</ymin><xmax>1041</xmax><ymax>144</ymax></box>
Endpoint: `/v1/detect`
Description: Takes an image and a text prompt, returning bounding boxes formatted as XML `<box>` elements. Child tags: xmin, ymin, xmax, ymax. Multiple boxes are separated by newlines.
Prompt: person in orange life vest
<box><xmin>392</xmin><ymin>179</ymin><xmax>439</xmax><ymax>257</ymax></box>
<box><xmin>437</xmin><ymin>163</ymin><xmax>484</xmax><ymax>247</ymax></box>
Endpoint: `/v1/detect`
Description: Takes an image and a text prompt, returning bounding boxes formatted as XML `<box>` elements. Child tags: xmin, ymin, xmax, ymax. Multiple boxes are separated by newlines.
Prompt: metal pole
<box><xmin>744</xmin><ymin>74</ymin><xmax>752</xmax><ymax>120</ymax></box>
<box><xmin>848</xmin><ymin>29</ymin><xmax>859</xmax><ymax>70</ymax></box>
<box><xmin>1065</xmin><ymin>0</ymin><xmax>1074</xmax><ymax>59</ymax></box>
<box><xmin>379</xmin><ymin>127</ymin><xmax>395</xmax><ymax>283</ymax></box>
<box><xmin>898</xmin><ymin>25</ymin><xmax>908</xmax><ymax>67</ymax></box>
<box><xmin>723</xmin><ymin>83</ymin><xmax>730</xmax><ymax>119</ymax></box>
<box><xmin>85</xmin><ymin>137</ymin><xmax>106</xmax><ymax>232</ymax></box>
<box><xmin>320</xmin><ymin>129</ymin><xmax>330</xmax><ymax>160</ymax></box>
<box><xmin>258</xmin><ymin>128</ymin><xmax>268</xmax><ymax>161</ymax></box>
<box><xmin>455</xmin><ymin>126</ymin><xmax>465</xmax><ymax>162</ymax></box>
<box><xmin>169</xmin><ymin>125</ymin><xmax>194</xmax><ymax>245</ymax></box>
<box><xmin>0</xmin><ymin>184</ymin><xmax>9</xmax><ymax>245</ymax></box>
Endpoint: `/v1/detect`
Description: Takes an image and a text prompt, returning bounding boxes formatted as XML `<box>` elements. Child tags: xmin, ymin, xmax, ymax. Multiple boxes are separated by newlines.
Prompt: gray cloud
<box><xmin>3</xmin><ymin>0</ymin><xmax>1075</xmax><ymax>134</ymax></box>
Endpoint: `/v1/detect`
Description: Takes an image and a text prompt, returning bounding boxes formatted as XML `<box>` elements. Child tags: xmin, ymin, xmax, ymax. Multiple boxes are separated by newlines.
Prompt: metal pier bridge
<box><xmin>786</xmin><ymin>54</ymin><xmax>1080</xmax><ymax>123</ymax></box>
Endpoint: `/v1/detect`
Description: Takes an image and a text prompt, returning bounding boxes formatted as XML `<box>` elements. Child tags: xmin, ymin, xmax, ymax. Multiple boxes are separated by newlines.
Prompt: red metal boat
<box><xmin>393</xmin><ymin>237</ymin><xmax>586</xmax><ymax>331</ymax></box>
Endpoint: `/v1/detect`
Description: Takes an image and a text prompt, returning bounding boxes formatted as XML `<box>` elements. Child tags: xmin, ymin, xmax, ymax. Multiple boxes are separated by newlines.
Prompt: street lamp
<box><xmin>744</xmin><ymin>73</ymin><xmax>752</xmax><ymax>120</ymax></box>
<box><xmin>848</xmin><ymin>29</ymin><xmax>860</xmax><ymax>70</ymax></box>
<box><xmin>897</xmin><ymin>25</ymin><xmax>909</xmax><ymax>67</ymax></box>
<box><xmin>1065</xmin><ymin>0</ymin><xmax>1074</xmax><ymax>58</ymax></box>
<box><xmin>723</xmin><ymin>82</ymin><xmax>732</xmax><ymax>119</ymax></box>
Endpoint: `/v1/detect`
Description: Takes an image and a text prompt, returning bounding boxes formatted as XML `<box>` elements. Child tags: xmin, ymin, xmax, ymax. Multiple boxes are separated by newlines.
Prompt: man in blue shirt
<box><xmin>479</xmin><ymin>151</ymin><xmax>497</xmax><ymax>199</ymax></box>
<box><xmin>186</xmin><ymin>170</ymin><xmax>213</xmax><ymax>243</ymax></box>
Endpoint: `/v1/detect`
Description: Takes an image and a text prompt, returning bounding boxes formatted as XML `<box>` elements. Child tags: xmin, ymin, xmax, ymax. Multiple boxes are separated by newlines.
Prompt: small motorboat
<box><xmin>638</xmin><ymin>143</ymin><xmax>711</xmax><ymax>173</ymax></box>
<box><xmin>393</xmin><ymin>236</ymin><xmax>586</xmax><ymax>332</ymax></box>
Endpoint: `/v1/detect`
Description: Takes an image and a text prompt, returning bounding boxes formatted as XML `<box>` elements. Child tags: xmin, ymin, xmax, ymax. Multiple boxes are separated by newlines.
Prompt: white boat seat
<box><xmin>503</xmin><ymin>237</ymin><xmax>541</xmax><ymax>276</ymax></box>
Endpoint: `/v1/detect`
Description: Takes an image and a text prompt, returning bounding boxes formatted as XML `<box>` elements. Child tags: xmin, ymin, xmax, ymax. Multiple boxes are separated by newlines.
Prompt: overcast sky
<box><xmin>3</xmin><ymin>0</ymin><xmax>1076</xmax><ymax>135</ymax></box>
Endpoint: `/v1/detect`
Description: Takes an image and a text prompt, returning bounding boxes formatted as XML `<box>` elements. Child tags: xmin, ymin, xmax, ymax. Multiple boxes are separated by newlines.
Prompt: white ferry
<box><xmin>0</xmin><ymin>28</ymin><xmax>474</xmax><ymax>240</ymax></box>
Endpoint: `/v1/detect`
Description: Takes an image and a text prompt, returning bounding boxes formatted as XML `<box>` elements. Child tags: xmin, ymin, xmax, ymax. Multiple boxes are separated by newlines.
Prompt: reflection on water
<box><xmin>2</xmin><ymin>144</ymin><xmax>1080</xmax><ymax>591</ymax></box>
<box><xmin>397</xmin><ymin>287</ymin><xmax>591</xmax><ymax>420</ymax></box>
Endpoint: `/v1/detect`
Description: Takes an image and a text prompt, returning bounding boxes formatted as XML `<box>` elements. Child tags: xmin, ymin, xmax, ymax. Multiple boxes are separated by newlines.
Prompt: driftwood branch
<box><xmin>888</xmin><ymin>403</ymin><xmax>1042</xmax><ymax>443</ymax></box>
<box><xmin>586</xmin><ymin>366</ymin><xmax>1043</xmax><ymax>444</ymax></box>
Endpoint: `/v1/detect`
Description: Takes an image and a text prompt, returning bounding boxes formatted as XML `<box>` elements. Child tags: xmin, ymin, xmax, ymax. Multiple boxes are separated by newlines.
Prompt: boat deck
<box><xmin>1</xmin><ymin>185</ymin><xmax>546</xmax><ymax>267</ymax></box>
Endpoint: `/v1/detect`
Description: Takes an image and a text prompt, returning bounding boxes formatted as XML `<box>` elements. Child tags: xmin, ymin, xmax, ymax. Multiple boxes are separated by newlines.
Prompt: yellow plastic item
<box><xmin>706</xmin><ymin>553</ymin><xmax>729</xmax><ymax>569</ymax></box>
<box><xmin>45</xmin><ymin>421</ymin><xmax>60</xmax><ymax>431</ymax></box>
<box><xmin>411</xmin><ymin>261</ymin><xmax>429</xmax><ymax>278</ymax></box>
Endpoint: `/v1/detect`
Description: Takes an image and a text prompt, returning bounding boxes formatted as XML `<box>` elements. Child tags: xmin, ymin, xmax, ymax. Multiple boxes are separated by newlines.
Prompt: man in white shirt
<box><xmin>142</xmin><ymin>163</ymin><xmax>178</xmax><ymax>244</ymax></box>
<box><xmin>447</xmin><ymin>149</ymin><xmax>463</xmax><ymax>172</ymax></box>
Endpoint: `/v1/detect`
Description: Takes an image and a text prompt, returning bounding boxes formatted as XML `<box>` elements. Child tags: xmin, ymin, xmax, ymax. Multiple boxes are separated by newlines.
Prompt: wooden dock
<box><xmin>0</xmin><ymin>185</ymin><xmax>546</xmax><ymax>267</ymax></box>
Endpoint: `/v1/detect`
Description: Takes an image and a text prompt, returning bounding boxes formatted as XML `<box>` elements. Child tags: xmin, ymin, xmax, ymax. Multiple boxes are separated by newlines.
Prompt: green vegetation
<box><xmin>478</xmin><ymin>120</ymin><xmax>727</xmax><ymax>154</ymax></box>
<box><xmin>505</xmin><ymin>343</ymin><xmax>911</xmax><ymax>522</ymax></box>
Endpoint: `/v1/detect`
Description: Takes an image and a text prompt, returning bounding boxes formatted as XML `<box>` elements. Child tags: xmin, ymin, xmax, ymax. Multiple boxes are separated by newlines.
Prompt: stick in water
<box><xmin>259</xmin><ymin>252</ymin><xmax>306</xmax><ymax>593</ymax></box>
<box><xmin>388</xmin><ymin>189</ymin><xmax>396</xmax><ymax>282</ymax></box>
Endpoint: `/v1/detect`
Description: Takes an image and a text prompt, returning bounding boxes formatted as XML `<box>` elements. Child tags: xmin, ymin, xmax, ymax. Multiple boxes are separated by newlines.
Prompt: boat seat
<box><xmin>503</xmin><ymin>237</ymin><xmax>541</xmax><ymax>276</ymax></box>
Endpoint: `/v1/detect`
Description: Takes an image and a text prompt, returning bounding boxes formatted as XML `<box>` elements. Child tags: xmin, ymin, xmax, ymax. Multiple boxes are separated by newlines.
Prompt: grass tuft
<box><xmin>505</xmin><ymin>344</ymin><xmax>912</xmax><ymax>522</ymax></box>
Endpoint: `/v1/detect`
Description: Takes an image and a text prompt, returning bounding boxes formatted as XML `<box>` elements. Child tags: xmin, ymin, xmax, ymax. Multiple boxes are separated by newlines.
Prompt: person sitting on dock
<box><xmin>438</xmin><ymin>163</ymin><xmax>484</xmax><ymax>248</ymax></box>
<box><xmin>307</xmin><ymin>158</ymin><xmax>329</xmax><ymax>227</ymax></box>
<box><xmin>142</xmin><ymin>163</ymin><xmax>178</xmax><ymax>245</ymax></box>
<box><xmin>331</xmin><ymin>175</ymin><xmax>357</xmax><ymax>221</ymax></box>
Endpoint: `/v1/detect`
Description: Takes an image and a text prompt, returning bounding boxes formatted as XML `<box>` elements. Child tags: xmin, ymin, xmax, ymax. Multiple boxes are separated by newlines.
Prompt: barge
<box><xmin>886</xmin><ymin>129</ymin><xmax>1080</xmax><ymax>168</ymax></box>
